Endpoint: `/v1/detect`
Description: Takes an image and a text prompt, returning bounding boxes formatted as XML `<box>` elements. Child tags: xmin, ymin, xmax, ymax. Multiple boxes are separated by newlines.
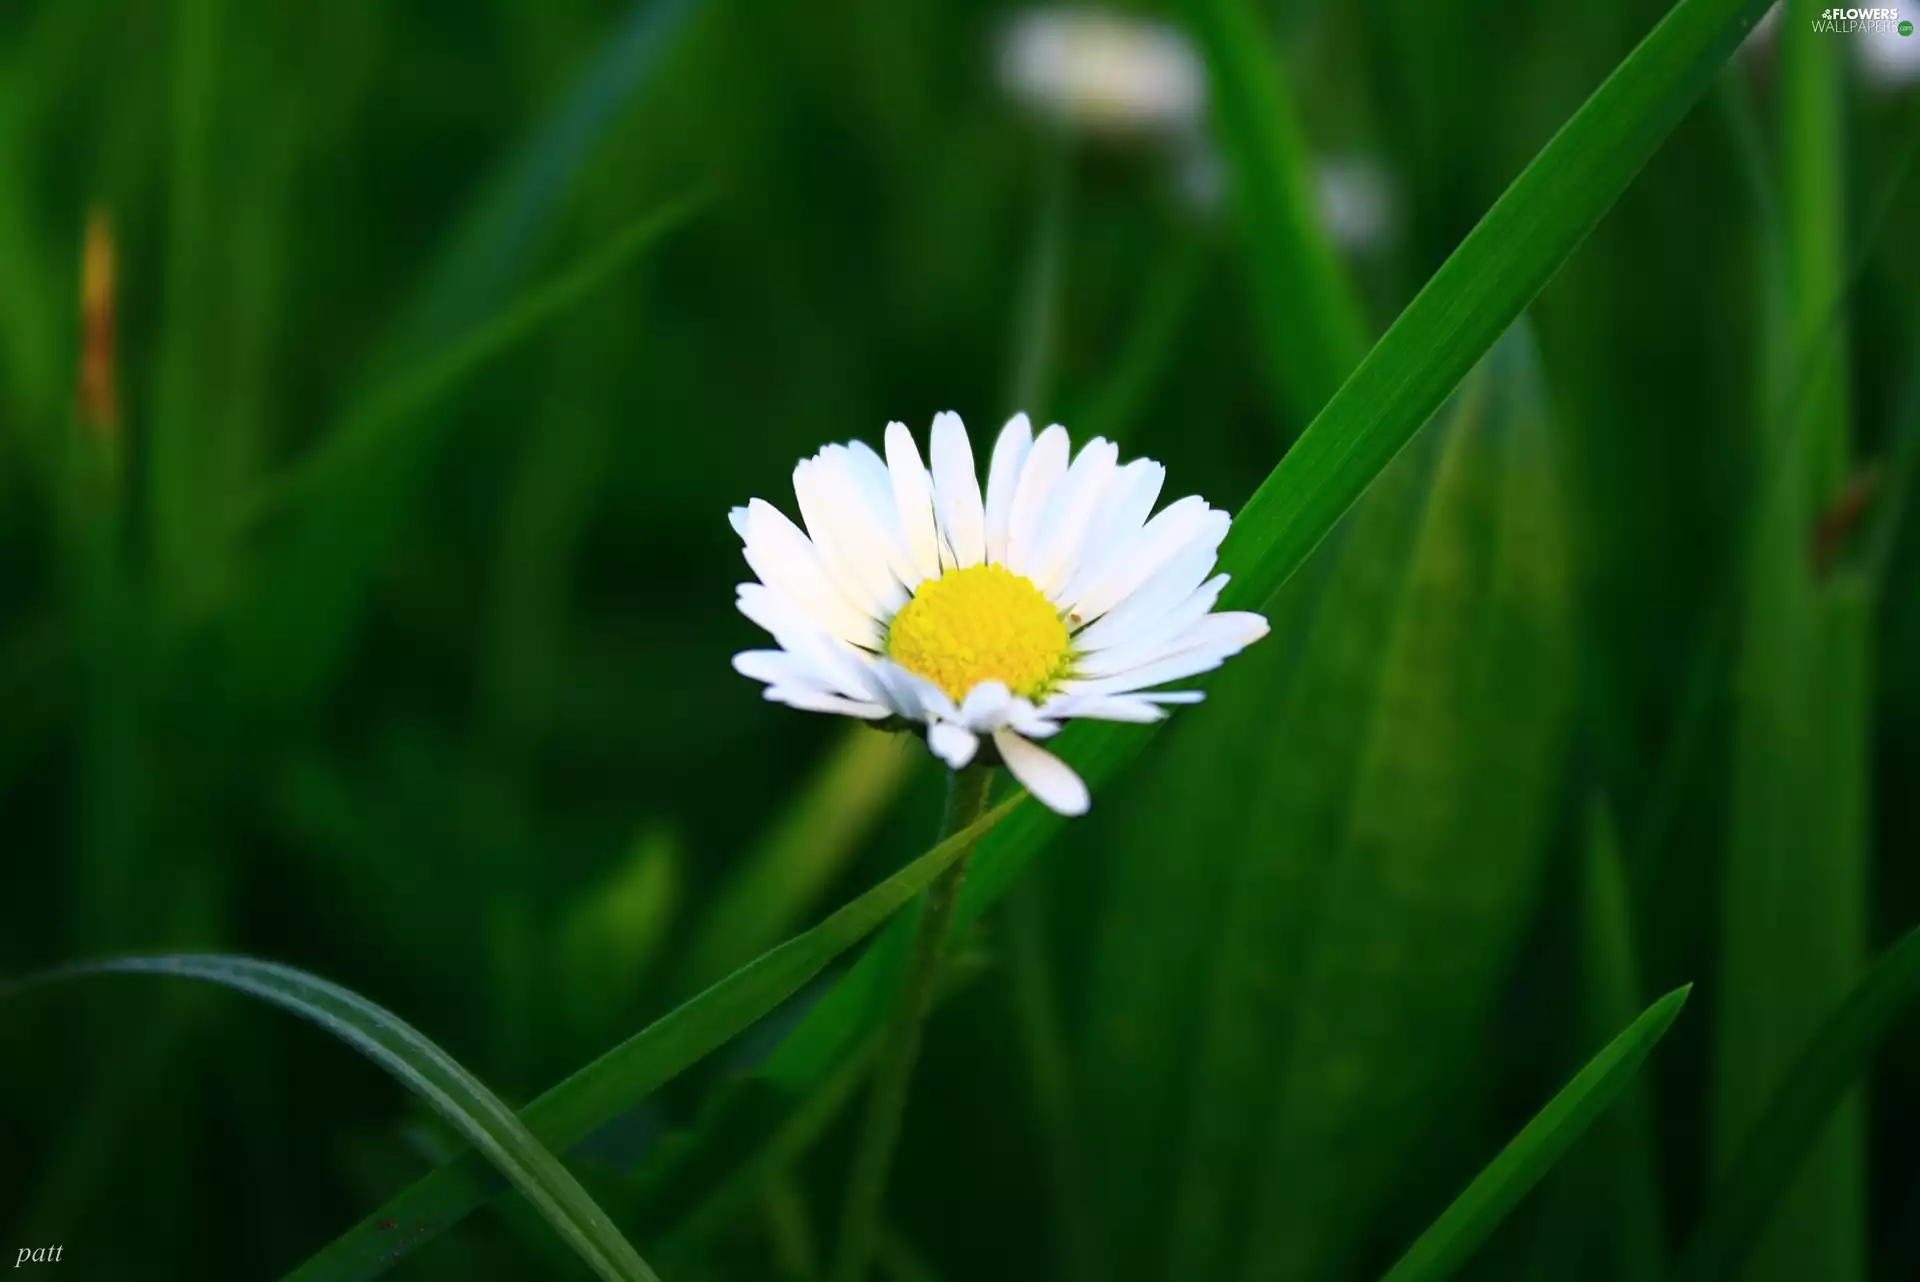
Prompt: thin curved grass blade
<box><xmin>244</xmin><ymin>193</ymin><xmax>707</xmax><ymax>527</ymax></box>
<box><xmin>277</xmin><ymin>795</ymin><xmax>1014</xmax><ymax>1281</ymax></box>
<box><xmin>1</xmin><ymin>956</ymin><xmax>659</xmax><ymax>1282</ymax></box>
<box><xmin>222</xmin><ymin>0</ymin><xmax>703</xmax><ymax>720</ymax></box>
<box><xmin>1681</xmin><ymin>922</ymin><xmax>1920</xmax><ymax>1282</ymax></box>
<box><xmin>1380</xmin><ymin>985</ymin><xmax>1693</xmax><ymax>1282</ymax></box>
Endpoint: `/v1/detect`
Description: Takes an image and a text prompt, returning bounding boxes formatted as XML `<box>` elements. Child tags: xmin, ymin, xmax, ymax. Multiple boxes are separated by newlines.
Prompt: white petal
<box><xmin>1072</xmin><ymin>524</ymin><xmax>1226</xmax><ymax>654</ymax></box>
<box><xmin>929</xmin><ymin>412</ymin><xmax>987</xmax><ymax>569</ymax></box>
<box><xmin>1095</xmin><ymin>459</ymin><xmax>1167</xmax><ymax>546</ymax></box>
<box><xmin>1061</xmin><ymin>612</ymin><xmax>1270</xmax><ymax>697</ymax></box>
<box><xmin>793</xmin><ymin>458</ymin><xmax>889</xmax><ymax>618</ymax></box>
<box><xmin>1056</xmin><ymin>459</ymin><xmax>1164</xmax><ymax>606</ymax></box>
<box><xmin>740</xmin><ymin>499</ymin><xmax>882</xmax><ymax>648</ymax></box>
<box><xmin>1094</xmin><ymin>608</ymin><xmax>1265</xmax><ymax>680</ymax></box>
<box><xmin>729</xmin><ymin>506</ymin><xmax>751</xmax><ymax>539</ymax></box>
<box><xmin>885</xmin><ymin>421</ymin><xmax>943</xmax><ymax>582</ymax></box>
<box><xmin>735</xmin><ymin>583</ymin><xmax>886</xmax><ymax>701</ymax></box>
<box><xmin>810</xmin><ymin>450</ymin><xmax>912</xmax><ymax>615</ymax></box>
<box><xmin>765</xmin><ymin>686</ymin><xmax>892</xmax><ymax>720</ymax></box>
<box><xmin>956</xmin><ymin>680</ymin><xmax>1014</xmax><ymax>730</ymax></box>
<box><xmin>1004</xmin><ymin>424</ymin><xmax>1071</xmax><ymax>576</ymax></box>
<box><xmin>928</xmin><ymin>722</ymin><xmax>980</xmax><ymax>769</ymax></box>
<box><xmin>870</xmin><ymin>659</ymin><xmax>958</xmax><ymax>725</ymax></box>
<box><xmin>993</xmin><ymin>729</ymin><xmax>1089</xmax><ymax>816</ymax></box>
<box><xmin>1067</xmin><ymin>499</ymin><xmax>1227</xmax><ymax>628</ymax></box>
<box><xmin>1042</xmin><ymin>692</ymin><xmax>1170</xmax><ymax>723</ymax></box>
<box><xmin>1074</xmin><ymin>573</ymin><xmax>1228</xmax><ymax>675</ymax></box>
<box><xmin>983</xmin><ymin>413</ymin><xmax>1034</xmax><ymax>565</ymax></box>
<box><xmin>1006</xmin><ymin>700</ymin><xmax>1063</xmax><ymax>739</ymax></box>
<box><xmin>733</xmin><ymin>648</ymin><xmax>845</xmax><ymax>693</ymax></box>
<box><xmin>1029</xmin><ymin>437</ymin><xmax>1119</xmax><ymax>596</ymax></box>
<box><xmin>845</xmin><ymin>440</ymin><xmax>924</xmax><ymax>590</ymax></box>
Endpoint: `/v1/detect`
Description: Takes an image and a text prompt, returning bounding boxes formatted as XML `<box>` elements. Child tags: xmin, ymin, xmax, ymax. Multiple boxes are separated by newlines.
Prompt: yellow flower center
<box><xmin>885</xmin><ymin>564</ymin><xmax>1071</xmax><ymax>703</ymax></box>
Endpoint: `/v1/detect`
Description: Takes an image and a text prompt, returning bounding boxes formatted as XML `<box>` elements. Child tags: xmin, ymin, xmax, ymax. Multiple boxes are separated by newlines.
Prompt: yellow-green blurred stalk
<box><xmin>1715</xmin><ymin>4</ymin><xmax>1867</xmax><ymax>1280</ymax></box>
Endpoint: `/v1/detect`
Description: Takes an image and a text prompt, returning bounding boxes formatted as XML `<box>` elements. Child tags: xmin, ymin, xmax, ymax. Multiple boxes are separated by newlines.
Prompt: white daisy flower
<box><xmin>730</xmin><ymin>412</ymin><xmax>1269</xmax><ymax>816</ymax></box>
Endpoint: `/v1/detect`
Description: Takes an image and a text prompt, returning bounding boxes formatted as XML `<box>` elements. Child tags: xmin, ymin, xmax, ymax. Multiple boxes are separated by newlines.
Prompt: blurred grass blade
<box><xmin>1863</xmin><ymin>322</ymin><xmax>1920</xmax><ymax>587</ymax></box>
<box><xmin>1008</xmin><ymin>136</ymin><xmax>1071</xmax><ymax>416</ymax></box>
<box><xmin>1085</xmin><ymin>409</ymin><xmax>1435</xmax><ymax>1279</ymax></box>
<box><xmin>246</xmin><ymin>194</ymin><xmax>705</xmax><ymax>527</ymax></box>
<box><xmin>678</xmin><ymin>731</ymin><xmax>914</xmax><ymax>993</ymax></box>
<box><xmin>1180</xmin><ymin>0</ymin><xmax>1369</xmax><ymax>428</ymax></box>
<box><xmin>1714</xmin><ymin>7</ymin><xmax>1864</xmax><ymax>1281</ymax></box>
<box><xmin>148</xmin><ymin>0</ymin><xmax>224</xmax><ymax>606</ymax></box>
<box><xmin>1068</xmin><ymin>233</ymin><xmax>1211</xmax><ymax>445</ymax></box>
<box><xmin>559</xmin><ymin>829</ymin><xmax>684</xmax><ymax>1041</ymax></box>
<box><xmin>1379</xmin><ymin>985</ymin><xmax>1693</xmax><ymax>1282</ymax></box>
<box><xmin>382</xmin><ymin>0</ymin><xmax>698</xmax><ymax>366</ymax></box>
<box><xmin>1574</xmin><ymin>804</ymin><xmax>1667</xmax><ymax>1280</ymax></box>
<box><xmin>281</xmin><ymin>797</ymin><xmax>1015</xmax><ymax>1282</ymax></box>
<box><xmin>1231</xmin><ymin>327</ymin><xmax>1573</xmax><ymax>1282</ymax></box>
<box><xmin>1682</xmin><ymin>922</ymin><xmax>1920</xmax><ymax>1282</ymax></box>
<box><xmin>222</xmin><ymin>0</ymin><xmax>701</xmax><ymax>718</ymax></box>
<box><xmin>222</xmin><ymin>192</ymin><xmax>703</xmax><ymax>718</ymax></box>
<box><xmin>2</xmin><ymin>957</ymin><xmax>660</xmax><ymax>1282</ymax></box>
<box><xmin>752</xmin><ymin>0</ymin><xmax>1773</xmax><ymax>1109</ymax></box>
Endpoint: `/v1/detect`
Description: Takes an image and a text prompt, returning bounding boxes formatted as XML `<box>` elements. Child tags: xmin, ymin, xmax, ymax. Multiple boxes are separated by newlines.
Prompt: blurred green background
<box><xmin>2</xmin><ymin>0</ymin><xmax>1917</xmax><ymax>1279</ymax></box>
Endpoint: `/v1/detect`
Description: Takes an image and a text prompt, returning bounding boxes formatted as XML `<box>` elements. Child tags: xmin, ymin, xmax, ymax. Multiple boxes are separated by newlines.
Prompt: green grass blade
<box><xmin>754</xmin><ymin>0</ymin><xmax>1774</xmax><ymax>1106</ymax></box>
<box><xmin>1097</xmin><ymin>395</ymin><xmax>1440</xmax><ymax>1282</ymax></box>
<box><xmin>1863</xmin><ymin>323</ymin><xmax>1920</xmax><ymax>588</ymax></box>
<box><xmin>148</xmin><ymin>0</ymin><xmax>224</xmax><ymax>607</ymax></box>
<box><xmin>1574</xmin><ymin>804</ymin><xmax>1667</xmax><ymax>1281</ymax></box>
<box><xmin>1067</xmin><ymin>233</ymin><xmax>1211</xmax><ymax>445</ymax></box>
<box><xmin>219</xmin><ymin>0</ymin><xmax>701</xmax><ymax>718</ymax></box>
<box><xmin>1218</xmin><ymin>0</ymin><xmax>1774</xmax><ymax>613</ymax></box>
<box><xmin>243</xmin><ymin>194</ymin><xmax>706</xmax><ymax>528</ymax></box>
<box><xmin>1233</xmin><ymin>326</ymin><xmax>1573</xmax><ymax>1282</ymax></box>
<box><xmin>1682</xmin><ymin>921</ymin><xmax>1920</xmax><ymax>1282</ymax></box>
<box><xmin>220</xmin><ymin>194</ymin><xmax>704</xmax><ymax>718</ymax></box>
<box><xmin>1713</xmin><ymin>6</ymin><xmax>1865</xmax><ymax>1280</ymax></box>
<box><xmin>2</xmin><ymin>956</ymin><xmax>660</xmax><ymax>1282</ymax></box>
<box><xmin>677</xmin><ymin>730</ymin><xmax>915</xmax><ymax>993</ymax></box>
<box><xmin>379</xmin><ymin>0</ymin><xmax>698</xmax><ymax>367</ymax></box>
<box><xmin>1379</xmin><ymin>986</ymin><xmax>1694</xmax><ymax>1282</ymax></box>
<box><xmin>277</xmin><ymin>796</ymin><xmax>1015</xmax><ymax>1282</ymax></box>
<box><xmin>558</xmin><ymin>829</ymin><xmax>684</xmax><ymax>1045</ymax></box>
<box><xmin>1180</xmin><ymin>0</ymin><xmax>1370</xmax><ymax>428</ymax></box>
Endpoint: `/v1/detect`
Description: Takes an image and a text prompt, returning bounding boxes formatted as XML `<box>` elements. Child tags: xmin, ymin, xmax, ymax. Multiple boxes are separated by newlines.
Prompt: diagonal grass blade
<box><xmin>1379</xmin><ymin>986</ymin><xmax>1694</xmax><ymax>1282</ymax></box>
<box><xmin>276</xmin><ymin>795</ymin><xmax>1015</xmax><ymax>1281</ymax></box>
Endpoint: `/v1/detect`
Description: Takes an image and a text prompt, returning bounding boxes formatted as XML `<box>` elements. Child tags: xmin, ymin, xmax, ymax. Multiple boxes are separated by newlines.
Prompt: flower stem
<box><xmin>830</xmin><ymin>764</ymin><xmax>995</xmax><ymax>1282</ymax></box>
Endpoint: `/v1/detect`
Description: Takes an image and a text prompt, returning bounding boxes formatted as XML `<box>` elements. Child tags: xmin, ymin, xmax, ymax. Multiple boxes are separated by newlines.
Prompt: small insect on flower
<box><xmin>730</xmin><ymin>413</ymin><xmax>1268</xmax><ymax>816</ymax></box>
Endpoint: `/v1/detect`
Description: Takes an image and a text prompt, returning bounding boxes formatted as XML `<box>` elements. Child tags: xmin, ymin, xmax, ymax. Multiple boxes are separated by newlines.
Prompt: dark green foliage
<box><xmin>2</xmin><ymin>0</ymin><xmax>1917</xmax><ymax>1279</ymax></box>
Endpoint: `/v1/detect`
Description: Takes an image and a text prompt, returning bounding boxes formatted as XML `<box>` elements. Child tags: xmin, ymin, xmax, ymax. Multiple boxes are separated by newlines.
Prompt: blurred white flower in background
<box><xmin>996</xmin><ymin>8</ymin><xmax>1206</xmax><ymax>136</ymax></box>
<box><xmin>1858</xmin><ymin>18</ymin><xmax>1920</xmax><ymax>88</ymax></box>
<box><xmin>1314</xmin><ymin>154</ymin><xmax>1398</xmax><ymax>254</ymax></box>
<box><xmin>994</xmin><ymin>8</ymin><xmax>1399</xmax><ymax>253</ymax></box>
<box><xmin>1737</xmin><ymin>0</ymin><xmax>1920</xmax><ymax>90</ymax></box>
